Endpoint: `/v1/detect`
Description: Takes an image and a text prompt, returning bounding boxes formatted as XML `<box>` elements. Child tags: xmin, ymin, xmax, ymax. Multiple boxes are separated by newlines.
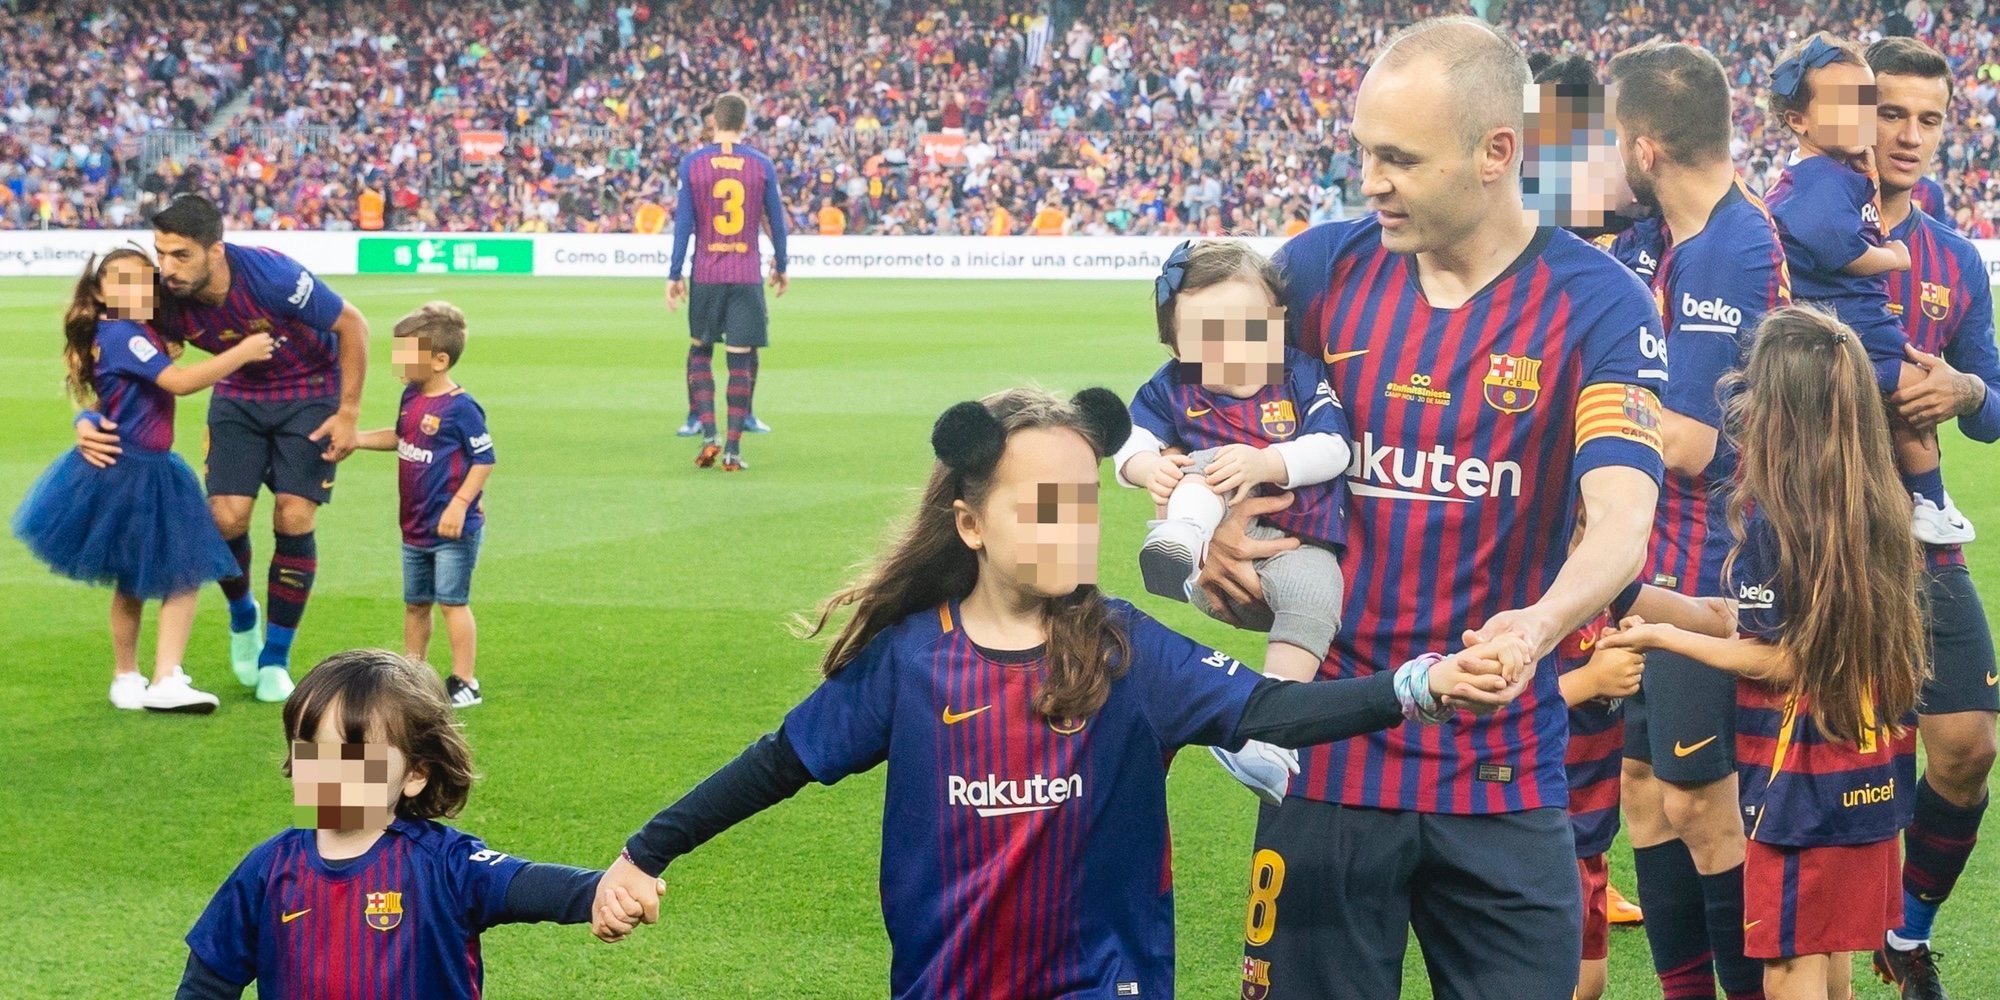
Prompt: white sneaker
<box><xmin>140</xmin><ymin>668</ymin><xmax>219</xmax><ymax>714</ymax></box>
<box><xmin>1912</xmin><ymin>492</ymin><xmax>1976</xmax><ymax>546</ymax></box>
<box><xmin>1139</xmin><ymin>518</ymin><xmax>1207</xmax><ymax>602</ymax></box>
<box><xmin>1210</xmin><ymin>740</ymin><xmax>1299</xmax><ymax>806</ymax></box>
<box><xmin>109</xmin><ymin>672</ymin><xmax>148</xmax><ymax>710</ymax></box>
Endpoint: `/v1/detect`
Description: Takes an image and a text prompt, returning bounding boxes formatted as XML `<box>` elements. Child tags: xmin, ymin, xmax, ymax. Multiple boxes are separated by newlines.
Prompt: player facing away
<box><xmin>666</xmin><ymin>92</ymin><xmax>789</xmax><ymax>472</ymax></box>
<box><xmin>1864</xmin><ymin>37</ymin><xmax>2000</xmax><ymax>1000</ymax></box>
<box><xmin>1203</xmin><ymin>18</ymin><xmax>1667</xmax><ymax>999</ymax></box>
<box><xmin>587</xmin><ymin>387</ymin><xmax>1531</xmax><ymax>1000</ymax></box>
<box><xmin>355</xmin><ymin>303</ymin><xmax>496</xmax><ymax>709</ymax></box>
<box><xmin>1605</xmin><ymin>39</ymin><xmax>1792</xmax><ymax>1000</ymax></box>
<box><xmin>1760</xmin><ymin>33</ymin><xmax>1973</xmax><ymax>546</ymax></box>
<box><xmin>14</xmin><ymin>249</ymin><xmax>273</xmax><ymax>713</ymax></box>
<box><xmin>175</xmin><ymin>650</ymin><xmax>608</xmax><ymax>1000</ymax></box>
<box><xmin>74</xmin><ymin>195</ymin><xmax>371</xmax><ymax>701</ymax></box>
<box><xmin>1113</xmin><ymin>239</ymin><xmax>1353</xmax><ymax>804</ymax></box>
<box><xmin>1604</xmin><ymin>305</ymin><xmax>1927</xmax><ymax>1000</ymax></box>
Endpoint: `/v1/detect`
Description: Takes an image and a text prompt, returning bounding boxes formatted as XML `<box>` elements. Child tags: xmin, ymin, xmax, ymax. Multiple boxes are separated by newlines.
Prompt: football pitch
<box><xmin>2</xmin><ymin>275</ymin><xmax>1994</xmax><ymax>997</ymax></box>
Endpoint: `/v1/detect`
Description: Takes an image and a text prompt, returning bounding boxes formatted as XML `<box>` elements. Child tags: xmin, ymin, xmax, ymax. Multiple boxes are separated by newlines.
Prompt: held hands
<box><xmin>1203</xmin><ymin>444</ymin><xmax>1284</xmax><ymax>504</ymax></box>
<box><xmin>1573</xmin><ymin>635</ymin><xmax>1645</xmax><ymax>701</ymax></box>
<box><xmin>1439</xmin><ymin>632</ymin><xmax>1537</xmax><ymax>713</ymax></box>
<box><xmin>592</xmin><ymin>853</ymin><xmax>667</xmax><ymax>943</ymax></box>
<box><xmin>1598</xmin><ymin>616</ymin><xmax>1682</xmax><ymax>656</ymax></box>
<box><xmin>309</xmin><ymin>407</ymin><xmax>361</xmax><ymax>462</ymax></box>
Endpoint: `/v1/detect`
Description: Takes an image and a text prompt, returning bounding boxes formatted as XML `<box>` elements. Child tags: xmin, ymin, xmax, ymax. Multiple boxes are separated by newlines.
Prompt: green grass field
<box><xmin>2</xmin><ymin>276</ymin><xmax>1995</xmax><ymax>998</ymax></box>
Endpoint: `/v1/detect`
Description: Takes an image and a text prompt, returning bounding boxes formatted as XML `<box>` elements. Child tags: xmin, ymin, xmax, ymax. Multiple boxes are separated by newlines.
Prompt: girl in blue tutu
<box><xmin>12</xmin><ymin>248</ymin><xmax>275</xmax><ymax>713</ymax></box>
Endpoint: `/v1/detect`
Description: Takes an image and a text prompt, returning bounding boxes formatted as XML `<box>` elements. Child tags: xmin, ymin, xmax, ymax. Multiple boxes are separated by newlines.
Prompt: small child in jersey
<box><xmin>357</xmin><ymin>303</ymin><xmax>495</xmax><ymax>709</ymax></box>
<box><xmin>1113</xmin><ymin>239</ymin><xmax>1352</xmax><ymax>804</ymax></box>
<box><xmin>1604</xmin><ymin>305</ymin><xmax>1926</xmax><ymax>1000</ymax></box>
<box><xmin>12</xmin><ymin>248</ymin><xmax>272</xmax><ymax>712</ymax></box>
<box><xmin>585</xmin><ymin>387</ymin><xmax>1528</xmax><ymax>1000</ymax></box>
<box><xmin>175</xmin><ymin>650</ymin><xmax>610</xmax><ymax>1000</ymax></box>
<box><xmin>1761</xmin><ymin>32</ymin><xmax>1972</xmax><ymax>546</ymax></box>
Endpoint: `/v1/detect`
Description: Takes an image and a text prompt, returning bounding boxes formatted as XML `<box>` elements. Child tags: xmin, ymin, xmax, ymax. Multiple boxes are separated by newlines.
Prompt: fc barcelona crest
<box><xmin>1258</xmin><ymin>400</ymin><xmax>1297</xmax><ymax>439</ymax></box>
<box><xmin>419</xmin><ymin>413</ymin><xmax>442</xmax><ymax>436</ymax></box>
<box><xmin>365</xmin><ymin>891</ymin><xmax>403</xmax><ymax>931</ymax></box>
<box><xmin>1482</xmin><ymin>354</ymin><xmax>1543</xmax><ymax>414</ymax></box>
<box><xmin>1240</xmin><ymin>957</ymin><xmax>1273</xmax><ymax>1000</ymax></box>
<box><xmin>1921</xmin><ymin>281</ymin><xmax>1953</xmax><ymax>322</ymax></box>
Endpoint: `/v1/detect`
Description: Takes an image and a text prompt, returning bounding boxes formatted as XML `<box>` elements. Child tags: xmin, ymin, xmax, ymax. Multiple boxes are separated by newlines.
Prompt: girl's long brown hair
<box><xmin>62</xmin><ymin>247</ymin><xmax>156</xmax><ymax>406</ymax></box>
<box><xmin>800</xmin><ymin>388</ymin><xmax>1131</xmax><ymax>721</ymax></box>
<box><xmin>1722</xmin><ymin>305</ymin><xmax>1926</xmax><ymax>742</ymax></box>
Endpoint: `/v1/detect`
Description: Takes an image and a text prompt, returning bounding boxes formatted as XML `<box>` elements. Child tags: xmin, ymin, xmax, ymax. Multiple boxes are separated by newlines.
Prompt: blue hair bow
<box><xmin>1155</xmin><ymin>240</ymin><xmax>1195</xmax><ymax>308</ymax></box>
<box><xmin>1770</xmin><ymin>36</ymin><xmax>1846</xmax><ymax>101</ymax></box>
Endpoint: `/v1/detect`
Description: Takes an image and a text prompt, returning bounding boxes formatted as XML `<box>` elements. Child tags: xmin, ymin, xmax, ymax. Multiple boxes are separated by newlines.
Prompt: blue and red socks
<box><xmin>1895</xmin><ymin>777</ymin><xmax>1988</xmax><ymax>947</ymax></box>
<box><xmin>261</xmin><ymin>531</ymin><xmax>317</xmax><ymax>668</ymax></box>
<box><xmin>1701</xmin><ymin>864</ymin><xmax>1763</xmax><ymax>1000</ymax></box>
<box><xmin>725</xmin><ymin>349</ymin><xmax>756</xmax><ymax>454</ymax></box>
<box><xmin>1906</xmin><ymin>466</ymin><xmax>1947</xmax><ymax>509</ymax></box>
<box><xmin>688</xmin><ymin>344</ymin><xmax>716</xmax><ymax>440</ymax></box>
<box><xmin>1634</xmin><ymin>839</ymin><xmax>1717</xmax><ymax>999</ymax></box>
<box><xmin>220</xmin><ymin>534</ymin><xmax>258</xmax><ymax>631</ymax></box>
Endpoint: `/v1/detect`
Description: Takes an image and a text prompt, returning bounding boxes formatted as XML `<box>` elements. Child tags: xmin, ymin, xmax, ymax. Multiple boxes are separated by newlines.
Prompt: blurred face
<box><xmin>956</xmin><ymin>426</ymin><xmax>1101</xmax><ymax>599</ymax></box>
<box><xmin>1873</xmin><ymin>72</ymin><xmax>1950</xmax><ymax>196</ymax></box>
<box><xmin>153</xmin><ymin>231</ymin><xmax>222</xmax><ymax>299</ymax></box>
<box><xmin>1353</xmin><ymin>58</ymin><xmax>1513</xmax><ymax>254</ymax></box>
<box><xmin>1171</xmin><ymin>277</ymin><xmax>1285</xmax><ymax>393</ymax></box>
<box><xmin>1791</xmin><ymin>62</ymin><xmax>1878</xmax><ymax>156</ymax></box>
<box><xmin>390</xmin><ymin>336</ymin><xmax>450</xmax><ymax>384</ymax></box>
<box><xmin>290</xmin><ymin>705</ymin><xmax>424</xmax><ymax>831</ymax></box>
<box><xmin>1525</xmin><ymin>83</ymin><xmax>1636</xmax><ymax>227</ymax></box>
<box><xmin>99</xmin><ymin>255</ymin><xmax>157</xmax><ymax>322</ymax></box>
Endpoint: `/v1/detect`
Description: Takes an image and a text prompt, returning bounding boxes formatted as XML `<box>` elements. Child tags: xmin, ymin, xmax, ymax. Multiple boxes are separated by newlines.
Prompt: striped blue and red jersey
<box><xmin>1885</xmin><ymin>205</ymin><xmax>2000</xmax><ymax>570</ymax></box>
<box><xmin>91</xmin><ymin>319</ymin><xmax>177</xmax><ymax>452</ymax></box>
<box><xmin>1594</xmin><ymin>215</ymin><xmax>1662</xmax><ymax>281</ymax></box>
<box><xmin>1731</xmin><ymin>514</ymin><xmax>1917</xmax><ymax>848</ymax></box>
<box><xmin>671</xmin><ymin>141</ymin><xmax>789</xmax><ymax>284</ymax></box>
<box><xmin>1911</xmin><ymin>176</ymin><xmax>1954</xmax><ymax>232</ymax></box>
<box><xmin>185</xmin><ymin>818</ymin><xmax>530</xmax><ymax>999</ymax></box>
<box><xmin>1764</xmin><ymin>155</ymin><xmax>1907</xmax><ymax>373</ymax></box>
<box><xmin>395</xmin><ymin>385</ymin><xmax>495</xmax><ymax>547</ymax></box>
<box><xmin>1642</xmin><ymin>182</ymin><xmax>1790</xmax><ymax>596</ymax></box>
<box><xmin>1559</xmin><ymin>615</ymin><xmax>1624</xmax><ymax>859</ymax></box>
<box><xmin>158</xmin><ymin>243</ymin><xmax>346</xmax><ymax>403</ymax></box>
<box><xmin>782</xmin><ymin>599</ymin><xmax>1260</xmax><ymax>1000</ymax></box>
<box><xmin>1127</xmin><ymin>346</ymin><xmax>1349</xmax><ymax>546</ymax></box>
<box><xmin>1277</xmin><ymin>220</ymin><xmax>1667</xmax><ymax>814</ymax></box>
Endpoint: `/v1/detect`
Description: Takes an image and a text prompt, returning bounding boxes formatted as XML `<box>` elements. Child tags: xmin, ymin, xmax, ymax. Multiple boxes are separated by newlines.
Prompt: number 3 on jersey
<box><xmin>712</xmin><ymin>178</ymin><xmax>746</xmax><ymax>236</ymax></box>
<box><xmin>1244</xmin><ymin>848</ymin><xmax>1286</xmax><ymax>946</ymax></box>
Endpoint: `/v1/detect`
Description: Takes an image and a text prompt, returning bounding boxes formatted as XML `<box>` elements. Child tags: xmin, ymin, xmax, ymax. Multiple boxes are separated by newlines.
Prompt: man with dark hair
<box><xmin>1864</xmin><ymin>35</ymin><xmax>2000</xmax><ymax>1000</ymax></box>
<box><xmin>1204</xmin><ymin>17</ymin><xmax>1666</xmax><ymax>998</ymax></box>
<box><xmin>74</xmin><ymin>195</ymin><xmax>371</xmax><ymax>702</ymax></box>
<box><xmin>667</xmin><ymin>93</ymin><xmax>789</xmax><ymax>471</ymax></box>
<box><xmin>1605</xmin><ymin>38</ymin><xmax>1792</xmax><ymax>1000</ymax></box>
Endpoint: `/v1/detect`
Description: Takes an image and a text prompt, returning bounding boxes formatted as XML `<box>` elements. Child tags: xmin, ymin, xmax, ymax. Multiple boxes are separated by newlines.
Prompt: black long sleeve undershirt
<box><xmin>624</xmin><ymin>673</ymin><xmax>1406</xmax><ymax>876</ymax></box>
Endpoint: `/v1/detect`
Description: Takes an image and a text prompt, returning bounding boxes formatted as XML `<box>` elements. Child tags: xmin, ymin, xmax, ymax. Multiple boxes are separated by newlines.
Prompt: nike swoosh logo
<box><xmin>1185</xmin><ymin>406</ymin><xmax>1212</xmax><ymax>418</ymax></box>
<box><xmin>1323</xmin><ymin>349</ymin><xmax>1369</xmax><ymax>365</ymax></box>
<box><xmin>321</xmin><ymin>480</ymin><xmax>335</xmax><ymax>489</ymax></box>
<box><xmin>1987</xmin><ymin>672</ymin><xmax>1997</xmax><ymax>687</ymax></box>
<box><xmin>282</xmin><ymin>909</ymin><xmax>311</xmax><ymax>924</ymax></box>
<box><xmin>1743</xmin><ymin>920</ymin><xmax>1761</xmax><ymax>931</ymax></box>
<box><xmin>1673</xmin><ymin>736</ymin><xmax>1719</xmax><ymax>757</ymax></box>
<box><xmin>1578</xmin><ymin>636</ymin><xmax>1597</xmax><ymax>652</ymax></box>
<box><xmin>941</xmin><ymin>705</ymin><xmax>992</xmax><ymax>725</ymax></box>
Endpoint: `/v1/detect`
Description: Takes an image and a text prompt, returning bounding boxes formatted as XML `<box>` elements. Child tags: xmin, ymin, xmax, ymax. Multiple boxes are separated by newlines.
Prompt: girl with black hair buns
<box><xmin>585</xmin><ymin>386</ymin><xmax>1534</xmax><ymax>999</ymax></box>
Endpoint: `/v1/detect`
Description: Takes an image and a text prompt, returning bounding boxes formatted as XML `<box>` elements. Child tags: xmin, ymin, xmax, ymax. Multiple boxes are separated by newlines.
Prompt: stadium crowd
<box><xmin>5</xmin><ymin>0</ymin><xmax>2000</xmax><ymax>236</ymax></box>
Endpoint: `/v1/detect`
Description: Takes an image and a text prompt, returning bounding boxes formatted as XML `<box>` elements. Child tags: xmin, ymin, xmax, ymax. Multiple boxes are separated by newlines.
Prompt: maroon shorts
<box><xmin>1577</xmin><ymin>853</ymin><xmax>1610</xmax><ymax>961</ymax></box>
<box><xmin>1744</xmin><ymin>837</ymin><xmax>1899</xmax><ymax>959</ymax></box>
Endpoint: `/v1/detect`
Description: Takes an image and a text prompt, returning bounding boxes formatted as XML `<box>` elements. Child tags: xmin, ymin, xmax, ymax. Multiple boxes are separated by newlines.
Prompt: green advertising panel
<box><xmin>358</xmin><ymin>237</ymin><xmax>533</xmax><ymax>275</ymax></box>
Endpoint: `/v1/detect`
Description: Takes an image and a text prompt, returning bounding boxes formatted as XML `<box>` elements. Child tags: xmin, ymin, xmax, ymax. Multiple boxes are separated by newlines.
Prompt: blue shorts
<box><xmin>1920</xmin><ymin>562</ymin><xmax>1999</xmax><ymax>716</ymax></box>
<box><xmin>403</xmin><ymin>530</ymin><xmax>480</xmax><ymax>606</ymax></box>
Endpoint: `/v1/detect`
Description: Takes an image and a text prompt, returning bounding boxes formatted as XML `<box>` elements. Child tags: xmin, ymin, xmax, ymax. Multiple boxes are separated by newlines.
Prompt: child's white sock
<box><xmin>1165</xmin><ymin>474</ymin><xmax>1226</xmax><ymax>537</ymax></box>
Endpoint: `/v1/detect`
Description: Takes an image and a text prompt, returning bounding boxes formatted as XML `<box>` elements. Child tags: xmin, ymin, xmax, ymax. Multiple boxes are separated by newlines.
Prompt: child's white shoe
<box><xmin>1912</xmin><ymin>492</ymin><xmax>1976</xmax><ymax>546</ymax></box>
<box><xmin>1140</xmin><ymin>518</ymin><xmax>1207</xmax><ymax>602</ymax></box>
<box><xmin>141</xmin><ymin>668</ymin><xmax>219</xmax><ymax>714</ymax></box>
<box><xmin>109</xmin><ymin>672</ymin><xmax>148</xmax><ymax>710</ymax></box>
<box><xmin>1210</xmin><ymin>740</ymin><xmax>1299</xmax><ymax>806</ymax></box>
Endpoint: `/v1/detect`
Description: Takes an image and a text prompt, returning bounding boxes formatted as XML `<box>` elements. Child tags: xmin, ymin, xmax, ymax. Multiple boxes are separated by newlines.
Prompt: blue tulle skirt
<box><xmin>11</xmin><ymin>447</ymin><xmax>239</xmax><ymax>600</ymax></box>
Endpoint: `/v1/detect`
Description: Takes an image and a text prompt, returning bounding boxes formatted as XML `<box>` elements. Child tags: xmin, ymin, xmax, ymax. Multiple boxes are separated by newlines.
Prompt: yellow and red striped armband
<box><xmin>1574</xmin><ymin>383</ymin><xmax>1663</xmax><ymax>456</ymax></box>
